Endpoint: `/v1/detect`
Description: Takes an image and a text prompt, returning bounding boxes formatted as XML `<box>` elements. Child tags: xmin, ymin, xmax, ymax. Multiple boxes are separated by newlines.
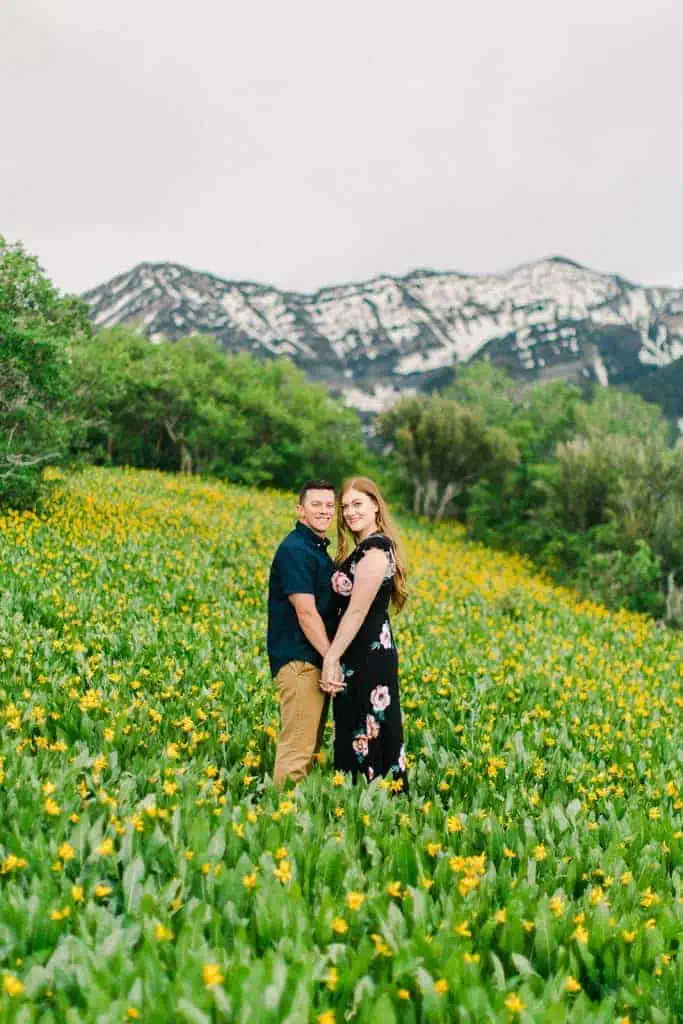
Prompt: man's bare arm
<box><xmin>288</xmin><ymin>593</ymin><xmax>331</xmax><ymax>659</ymax></box>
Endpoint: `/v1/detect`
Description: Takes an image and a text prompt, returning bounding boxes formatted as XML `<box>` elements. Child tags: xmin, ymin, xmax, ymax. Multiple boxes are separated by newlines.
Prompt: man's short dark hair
<box><xmin>298</xmin><ymin>479</ymin><xmax>336</xmax><ymax>503</ymax></box>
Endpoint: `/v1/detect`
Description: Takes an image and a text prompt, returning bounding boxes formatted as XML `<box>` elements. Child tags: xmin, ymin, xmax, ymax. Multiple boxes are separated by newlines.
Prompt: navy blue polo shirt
<box><xmin>267</xmin><ymin>522</ymin><xmax>336</xmax><ymax>678</ymax></box>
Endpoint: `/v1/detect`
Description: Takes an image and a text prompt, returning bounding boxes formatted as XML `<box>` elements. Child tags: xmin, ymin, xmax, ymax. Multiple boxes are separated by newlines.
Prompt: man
<box><xmin>267</xmin><ymin>480</ymin><xmax>342</xmax><ymax>785</ymax></box>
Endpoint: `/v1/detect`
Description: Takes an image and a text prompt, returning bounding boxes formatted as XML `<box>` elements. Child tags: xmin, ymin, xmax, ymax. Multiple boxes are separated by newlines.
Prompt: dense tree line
<box><xmin>69</xmin><ymin>329</ymin><xmax>368</xmax><ymax>487</ymax></box>
<box><xmin>378</xmin><ymin>363</ymin><xmax>683</xmax><ymax>623</ymax></box>
<box><xmin>0</xmin><ymin>238</ymin><xmax>370</xmax><ymax>507</ymax></box>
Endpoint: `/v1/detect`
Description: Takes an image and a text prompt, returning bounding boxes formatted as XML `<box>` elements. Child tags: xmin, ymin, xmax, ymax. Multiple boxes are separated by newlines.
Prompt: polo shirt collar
<box><xmin>295</xmin><ymin>521</ymin><xmax>330</xmax><ymax>549</ymax></box>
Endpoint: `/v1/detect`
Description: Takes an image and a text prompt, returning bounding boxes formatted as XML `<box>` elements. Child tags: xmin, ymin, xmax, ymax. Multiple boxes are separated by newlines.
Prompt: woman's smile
<box><xmin>341</xmin><ymin>488</ymin><xmax>379</xmax><ymax>539</ymax></box>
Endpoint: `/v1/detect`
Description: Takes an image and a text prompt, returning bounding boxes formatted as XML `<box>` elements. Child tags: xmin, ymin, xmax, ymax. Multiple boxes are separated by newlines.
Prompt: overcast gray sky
<box><xmin>2</xmin><ymin>0</ymin><xmax>682</xmax><ymax>296</ymax></box>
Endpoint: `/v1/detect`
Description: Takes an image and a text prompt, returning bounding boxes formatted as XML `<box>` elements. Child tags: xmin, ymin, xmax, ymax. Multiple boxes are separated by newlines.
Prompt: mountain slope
<box><xmin>82</xmin><ymin>257</ymin><xmax>683</xmax><ymax>413</ymax></box>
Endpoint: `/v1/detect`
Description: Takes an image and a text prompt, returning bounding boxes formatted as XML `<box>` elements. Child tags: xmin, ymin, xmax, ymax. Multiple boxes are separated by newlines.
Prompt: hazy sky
<box><xmin>2</xmin><ymin>0</ymin><xmax>682</xmax><ymax>296</ymax></box>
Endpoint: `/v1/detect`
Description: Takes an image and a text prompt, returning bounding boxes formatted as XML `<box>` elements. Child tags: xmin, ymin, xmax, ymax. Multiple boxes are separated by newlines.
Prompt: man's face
<box><xmin>297</xmin><ymin>489</ymin><xmax>336</xmax><ymax>537</ymax></box>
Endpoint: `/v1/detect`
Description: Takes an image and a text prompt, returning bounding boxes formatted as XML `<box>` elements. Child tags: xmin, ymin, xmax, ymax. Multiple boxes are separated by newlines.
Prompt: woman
<box><xmin>321</xmin><ymin>477</ymin><xmax>409</xmax><ymax>792</ymax></box>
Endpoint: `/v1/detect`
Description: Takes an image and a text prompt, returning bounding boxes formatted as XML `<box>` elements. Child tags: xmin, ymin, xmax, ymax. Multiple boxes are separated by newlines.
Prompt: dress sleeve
<box><xmin>354</xmin><ymin>535</ymin><xmax>394</xmax><ymax>574</ymax></box>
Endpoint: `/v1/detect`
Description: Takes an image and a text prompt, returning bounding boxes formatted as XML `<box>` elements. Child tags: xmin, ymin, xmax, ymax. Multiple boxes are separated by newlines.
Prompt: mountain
<box><xmin>82</xmin><ymin>257</ymin><xmax>683</xmax><ymax>415</ymax></box>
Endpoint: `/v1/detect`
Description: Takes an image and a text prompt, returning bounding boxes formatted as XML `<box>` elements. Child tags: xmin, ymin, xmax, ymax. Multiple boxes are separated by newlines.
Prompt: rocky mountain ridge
<box><xmin>83</xmin><ymin>257</ymin><xmax>683</xmax><ymax>413</ymax></box>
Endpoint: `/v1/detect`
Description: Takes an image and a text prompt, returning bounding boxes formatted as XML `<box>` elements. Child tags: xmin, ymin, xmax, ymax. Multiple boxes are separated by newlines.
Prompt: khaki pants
<box><xmin>273</xmin><ymin>661</ymin><xmax>329</xmax><ymax>786</ymax></box>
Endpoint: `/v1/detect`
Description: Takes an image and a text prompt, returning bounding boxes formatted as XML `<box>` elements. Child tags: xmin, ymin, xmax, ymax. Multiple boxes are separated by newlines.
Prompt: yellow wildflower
<box><xmin>3</xmin><ymin>973</ymin><xmax>24</xmax><ymax>998</ymax></box>
<box><xmin>50</xmin><ymin>906</ymin><xmax>71</xmax><ymax>921</ymax></box>
<box><xmin>202</xmin><ymin>963</ymin><xmax>224</xmax><ymax>987</ymax></box>
<box><xmin>345</xmin><ymin>892</ymin><xmax>364</xmax><ymax>911</ymax></box>
<box><xmin>549</xmin><ymin>895</ymin><xmax>565</xmax><ymax>918</ymax></box>
<box><xmin>504</xmin><ymin>993</ymin><xmax>526</xmax><ymax>1014</ymax></box>
<box><xmin>273</xmin><ymin>860</ymin><xmax>292</xmax><ymax>884</ymax></box>
<box><xmin>0</xmin><ymin>854</ymin><xmax>28</xmax><ymax>874</ymax></box>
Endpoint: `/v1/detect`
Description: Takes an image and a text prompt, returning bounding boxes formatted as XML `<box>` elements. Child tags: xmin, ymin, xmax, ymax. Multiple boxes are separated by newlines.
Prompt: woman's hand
<box><xmin>321</xmin><ymin>654</ymin><xmax>345</xmax><ymax>695</ymax></box>
<box><xmin>331</xmin><ymin>570</ymin><xmax>353</xmax><ymax>596</ymax></box>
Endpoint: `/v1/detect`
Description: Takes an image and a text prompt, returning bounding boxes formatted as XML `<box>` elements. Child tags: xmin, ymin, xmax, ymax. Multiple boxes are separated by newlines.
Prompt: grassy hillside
<box><xmin>0</xmin><ymin>468</ymin><xmax>680</xmax><ymax>1023</ymax></box>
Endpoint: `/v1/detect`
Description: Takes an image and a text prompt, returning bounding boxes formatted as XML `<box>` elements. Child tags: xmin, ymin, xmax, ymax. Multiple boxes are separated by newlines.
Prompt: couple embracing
<box><xmin>267</xmin><ymin>477</ymin><xmax>409</xmax><ymax>793</ymax></box>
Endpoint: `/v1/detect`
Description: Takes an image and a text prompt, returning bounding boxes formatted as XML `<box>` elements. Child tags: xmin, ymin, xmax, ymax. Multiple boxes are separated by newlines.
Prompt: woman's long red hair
<box><xmin>335</xmin><ymin>477</ymin><xmax>408</xmax><ymax>611</ymax></box>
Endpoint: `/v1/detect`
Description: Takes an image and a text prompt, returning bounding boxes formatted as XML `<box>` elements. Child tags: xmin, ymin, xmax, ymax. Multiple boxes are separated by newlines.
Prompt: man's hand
<box><xmin>321</xmin><ymin>655</ymin><xmax>345</xmax><ymax>695</ymax></box>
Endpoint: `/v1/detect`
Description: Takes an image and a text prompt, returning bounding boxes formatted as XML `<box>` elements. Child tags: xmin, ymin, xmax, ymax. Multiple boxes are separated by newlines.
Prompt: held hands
<box><xmin>320</xmin><ymin>654</ymin><xmax>345</xmax><ymax>696</ymax></box>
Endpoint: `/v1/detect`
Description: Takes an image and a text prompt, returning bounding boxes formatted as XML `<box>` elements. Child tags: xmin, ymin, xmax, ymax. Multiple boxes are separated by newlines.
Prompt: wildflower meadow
<box><xmin>0</xmin><ymin>467</ymin><xmax>680</xmax><ymax>1023</ymax></box>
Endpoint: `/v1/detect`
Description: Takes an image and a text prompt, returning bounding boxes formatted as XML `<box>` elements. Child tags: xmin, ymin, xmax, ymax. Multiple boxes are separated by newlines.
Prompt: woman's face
<box><xmin>341</xmin><ymin>487</ymin><xmax>378</xmax><ymax>536</ymax></box>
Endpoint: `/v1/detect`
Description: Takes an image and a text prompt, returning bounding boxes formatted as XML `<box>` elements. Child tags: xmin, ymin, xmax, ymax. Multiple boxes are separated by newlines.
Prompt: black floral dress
<box><xmin>331</xmin><ymin>534</ymin><xmax>408</xmax><ymax>793</ymax></box>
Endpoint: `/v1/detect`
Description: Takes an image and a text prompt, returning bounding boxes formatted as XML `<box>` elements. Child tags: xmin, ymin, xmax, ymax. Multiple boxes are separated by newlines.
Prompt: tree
<box><xmin>546</xmin><ymin>390</ymin><xmax>677</xmax><ymax>538</ymax></box>
<box><xmin>551</xmin><ymin>432</ymin><xmax>683</xmax><ymax>541</ymax></box>
<box><xmin>378</xmin><ymin>394</ymin><xmax>519</xmax><ymax>520</ymax></box>
<box><xmin>0</xmin><ymin>237</ymin><xmax>90</xmax><ymax>508</ymax></box>
<box><xmin>449</xmin><ymin>362</ymin><xmax>584</xmax><ymax>461</ymax></box>
<box><xmin>449</xmin><ymin>368</ymin><xmax>584</xmax><ymax>548</ymax></box>
<box><xmin>446</xmin><ymin>361</ymin><xmax>520</xmax><ymax>428</ymax></box>
<box><xmin>577</xmin><ymin>388</ymin><xmax>670</xmax><ymax>444</ymax></box>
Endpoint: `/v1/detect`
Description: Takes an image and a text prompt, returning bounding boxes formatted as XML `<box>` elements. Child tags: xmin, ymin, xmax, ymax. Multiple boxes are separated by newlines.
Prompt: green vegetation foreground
<box><xmin>0</xmin><ymin>468</ymin><xmax>681</xmax><ymax>1023</ymax></box>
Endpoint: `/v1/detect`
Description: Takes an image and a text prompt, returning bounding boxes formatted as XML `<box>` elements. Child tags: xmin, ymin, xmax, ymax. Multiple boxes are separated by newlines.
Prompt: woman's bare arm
<box><xmin>322</xmin><ymin>549</ymin><xmax>388</xmax><ymax>681</ymax></box>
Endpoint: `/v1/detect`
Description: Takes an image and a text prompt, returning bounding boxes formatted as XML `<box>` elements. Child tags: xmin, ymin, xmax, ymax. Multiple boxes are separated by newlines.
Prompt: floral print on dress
<box><xmin>370</xmin><ymin>685</ymin><xmax>391</xmax><ymax>717</ymax></box>
<box><xmin>331</xmin><ymin>570</ymin><xmax>353</xmax><ymax>596</ymax></box>
<box><xmin>352</xmin><ymin>731</ymin><xmax>369</xmax><ymax>761</ymax></box>
<box><xmin>371</xmin><ymin>620</ymin><xmax>392</xmax><ymax>651</ymax></box>
<box><xmin>366</xmin><ymin>713</ymin><xmax>380</xmax><ymax>740</ymax></box>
